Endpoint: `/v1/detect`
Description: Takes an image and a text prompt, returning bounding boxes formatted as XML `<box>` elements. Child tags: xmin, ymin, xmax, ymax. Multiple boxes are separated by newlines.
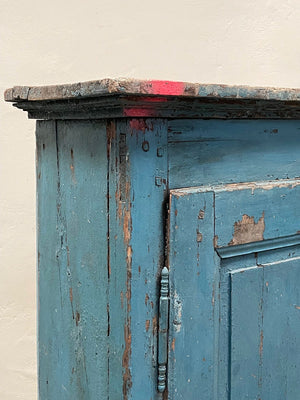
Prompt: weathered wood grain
<box><xmin>107</xmin><ymin>120</ymin><xmax>131</xmax><ymax>399</ymax></box>
<box><xmin>125</xmin><ymin>119</ymin><xmax>168</xmax><ymax>399</ymax></box>
<box><xmin>231</xmin><ymin>258</ymin><xmax>300</xmax><ymax>399</ymax></box>
<box><xmin>168</xmin><ymin>181</ymin><xmax>300</xmax><ymax>399</ymax></box>
<box><xmin>15</xmin><ymin>76</ymin><xmax>300</xmax><ymax>399</ymax></box>
<box><xmin>5</xmin><ymin>78</ymin><xmax>300</xmax><ymax>102</ymax></box>
<box><xmin>168</xmin><ymin>119</ymin><xmax>300</xmax><ymax>189</ymax></box>
<box><xmin>37</xmin><ymin>120</ymin><xmax>62</xmax><ymax>399</ymax></box>
<box><xmin>108</xmin><ymin>119</ymin><xmax>168</xmax><ymax>399</ymax></box>
<box><xmin>168</xmin><ymin>190</ymin><xmax>218</xmax><ymax>399</ymax></box>
<box><xmin>37</xmin><ymin>120</ymin><xmax>109</xmax><ymax>399</ymax></box>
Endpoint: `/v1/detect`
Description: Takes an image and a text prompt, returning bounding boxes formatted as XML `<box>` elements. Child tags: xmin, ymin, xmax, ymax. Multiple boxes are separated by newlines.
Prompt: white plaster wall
<box><xmin>0</xmin><ymin>0</ymin><xmax>299</xmax><ymax>398</ymax></box>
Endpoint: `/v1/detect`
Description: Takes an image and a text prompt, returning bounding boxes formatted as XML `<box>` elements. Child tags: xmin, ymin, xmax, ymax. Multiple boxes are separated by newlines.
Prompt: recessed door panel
<box><xmin>168</xmin><ymin>179</ymin><xmax>300</xmax><ymax>400</ymax></box>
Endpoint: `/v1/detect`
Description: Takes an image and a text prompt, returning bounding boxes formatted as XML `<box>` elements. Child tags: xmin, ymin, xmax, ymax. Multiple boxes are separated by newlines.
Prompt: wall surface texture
<box><xmin>1</xmin><ymin>1</ymin><xmax>300</xmax><ymax>398</ymax></box>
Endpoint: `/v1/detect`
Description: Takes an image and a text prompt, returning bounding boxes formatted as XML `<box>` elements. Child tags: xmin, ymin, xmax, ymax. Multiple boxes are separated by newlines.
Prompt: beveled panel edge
<box><xmin>216</xmin><ymin>233</ymin><xmax>300</xmax><ymax>259</ymax></box>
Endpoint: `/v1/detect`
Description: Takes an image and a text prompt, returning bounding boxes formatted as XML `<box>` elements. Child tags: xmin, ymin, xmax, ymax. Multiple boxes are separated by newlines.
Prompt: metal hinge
<box><xmin>157</xmin><ymin>266</ymin><xmax>169</xmax><ymax>393</ymax></box>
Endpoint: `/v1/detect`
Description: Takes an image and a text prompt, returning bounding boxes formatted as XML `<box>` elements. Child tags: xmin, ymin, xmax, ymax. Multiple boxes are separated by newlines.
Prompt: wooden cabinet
<box><xmin>5</xmin><ymin>79</ymin><xmax>300</xmax><ymax>399</ymax></box>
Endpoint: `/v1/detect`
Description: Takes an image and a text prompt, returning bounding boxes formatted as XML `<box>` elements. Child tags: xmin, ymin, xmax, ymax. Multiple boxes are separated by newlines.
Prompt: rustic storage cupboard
<box><xmin>5</xmin><ymin>79</ymin><xmax>300</xmax><ymax>400</ymax></box>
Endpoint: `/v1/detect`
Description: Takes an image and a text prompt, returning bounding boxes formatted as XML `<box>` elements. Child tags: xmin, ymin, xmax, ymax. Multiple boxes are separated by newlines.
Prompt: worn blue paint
<box><xmin>37</xmin><ymin>120</ymin><xmax>109</xmax><ymax>399</ymax></box>
<box><xmin>168</xmin><ymin>190</ymin><xmax>218</xmax><ymax>399</ymax></box>
<box><xmin>231</xmin><ymin>258</ymin><xmax>300</xmax><ymax>399</ymax></box>
<box><xmin>168</xmin><ymin>119</ymin><xmax>300</xmax><ymax>189</ymax></box>
<box><xmin>107</xmin><ymin>119</ymin><xmax>168</xmax><ymax>400</ymax></box>
<box><xmin>107</xmin><ymin>120</ymin><xmax>130</xmax><ymax>399</ymax></box>
<box><xmin>168</xmin><ymin>181</ymin><xmax>300</xmax><ymax>399</ymax></box>
<box><xmin>125</xmin><ymin>119</ymin><xmax>168</xmax><ymax>399</ymax></box>
<box><xmin>16</xmin><ymin>80</ymin><xmax>300</xmax><ymax>399</ymax></box>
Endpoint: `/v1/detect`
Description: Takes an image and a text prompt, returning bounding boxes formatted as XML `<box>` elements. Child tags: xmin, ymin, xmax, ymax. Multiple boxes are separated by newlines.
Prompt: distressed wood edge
<box><xmin>9</xmin><ymin>97</ymin><xmax>300</xmax><ymax>120</ymax></box>
<box><xmin>4</xmin><ymin>78</ymin><xmax>300</xmax><ymax>103</ymax></box>
<box><xmin>170</xmin><ymin>177</ymin><xmax>300</xmax><ymax>198</ymax></box>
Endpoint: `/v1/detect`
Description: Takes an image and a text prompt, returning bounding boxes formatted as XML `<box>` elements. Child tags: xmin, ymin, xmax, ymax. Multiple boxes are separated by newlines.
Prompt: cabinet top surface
<box><xmin>5</xmin><ymin>78</ymin><xmax>300</xmax><ymax>103</ymax></box>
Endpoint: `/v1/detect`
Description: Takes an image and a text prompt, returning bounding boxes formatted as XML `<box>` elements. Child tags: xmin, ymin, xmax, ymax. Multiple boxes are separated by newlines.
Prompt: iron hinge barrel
<box><xmin>157</xmin><ymin>266</ymin><xmax>169</xmax><ymax>393</ymax></box>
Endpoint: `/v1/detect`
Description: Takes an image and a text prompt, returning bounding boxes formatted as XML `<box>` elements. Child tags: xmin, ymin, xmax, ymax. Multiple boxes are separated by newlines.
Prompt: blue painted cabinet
<box><xmin>5</xmin><ymin>79</ymin><xmax>300</xmax><ymax>399</ymax></box>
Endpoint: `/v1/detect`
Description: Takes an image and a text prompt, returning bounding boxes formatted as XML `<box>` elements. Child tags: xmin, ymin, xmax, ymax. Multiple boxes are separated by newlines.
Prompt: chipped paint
<box><xmin>259</xmin><ymin>330</ymin><xmax>264</xmax><ymax>357</ymax></box>
<box><xmin>171</xmin><ymin>338</ymin><xmax>176</xmax><ymax>352</ymax></box>
<box><xmin>106</xmin><ymin>120</ymin><xmax>116</xmax><ymax>160</ymax></box>
<box><xmin>120</xmin><ymin>291</ymin><xmax>124</xmax><ymax>309</ymax></box>
<box><xmin>122</xmin><ymin>322</ymin><xmax>132</xmax><ymax>399</ymax></box>
<box><xmin>145</xmin><ymin>293</ymin><xmax>149</xmax><ymax>306</ymax></box>
<box><xmin>123</xmin><ymin>210</ymin><xmax>132</xmax><ymax>244</ymax></box>
<box><xmin>75</xmin><ymin>311</ymin><xmax>80</xmax><ymax>327</ymax></box>
<box><xmin>113</xmin><ymin>129</ymin><xmax>133</xmax><ymax>399</ymax></box>
<box><xmin>70</xmin><ymin>148</ymin><xmax>76</xmax><ymax>184</ymax></box>
<box><xmin>196</xmin><ymin>230</ymin><xmax>203</xmax><ymax>243</ymax></box>
<box><xmin>198</xmin><ymin>209</ymin><xmax>205</xmax><ymax>219</ymax></box>
<box><xmin>123</xmin><ymin>243</ymin><xmax>132</xmax><ymax>398</ymax></box>
<box><xmin>152</xmin><ymin>315</ymin><xmax>157</xmax><ymax>336</ymax></box>
<box><xmin>171</xmin><ymin>178</ymin><xmax>300</xmax><ymax>198</ymax></box>
<box><xmin>213</xmin><ymin>235</ymin><xmax>218</xmax><ymax>248</ymax></box>
<box><xmin>69</xmin><ymin>288</ymin><xmax>73</xmax><ymax>303</ymax></box>
<box><xmin>145</xmin><ymin>320</ymin><xmax>150</xmax><ymax>332</ymax></box>
<box><xmin>173</xmin><ymin>291</ymin><xmax>182</xmax><ymax>333</ymax></box>
<box><xmin>66</xmin><ymin>245</ymin><xmax>70</xmax><ymax>266</ymax></box>
<box><xmin>123</xmin><ymin>181</ymin><xmax>132</xmax><ymax>244</ymax></box>
<box><xmin>229</xmin><ymin>212</ymin><xmax>265</xmax><ymax>246</ymax></box>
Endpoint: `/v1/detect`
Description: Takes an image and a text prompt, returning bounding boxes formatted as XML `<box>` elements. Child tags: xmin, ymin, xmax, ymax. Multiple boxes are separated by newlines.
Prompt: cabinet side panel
<box><xmin>37</xmin><ymin>120</ymin><xmax>109</xmax><ymax>399</ymax></box>
<box><xmin>37</xmin><ymin>120</ymin><xmax>61</xmax><ymax>399</ymax></box>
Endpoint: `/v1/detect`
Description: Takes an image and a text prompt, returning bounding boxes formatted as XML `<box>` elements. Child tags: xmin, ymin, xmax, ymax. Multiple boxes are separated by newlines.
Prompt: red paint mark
<box><xmin>145</xmin><ymin>80</ymin><xmax>186</xmax><ymax>96</ymax></box>
<box><xmin>140</xmin><ymin>96</ymin><xmax>168</xmax><ymax>102</ymax></box>
<box><xmin>123</xmin><ymin>108</ymin><xmax>156</xmax><ymax>117</ymax></box>
<box><xmin>127</xmin><ymin>95</ymin><xmax>168</xmax><ymax>103</ymax></box>
<box><xmin>129</xmin><ymin>119</ymin><xmax>152</xmax><ymax>132</ymax></box>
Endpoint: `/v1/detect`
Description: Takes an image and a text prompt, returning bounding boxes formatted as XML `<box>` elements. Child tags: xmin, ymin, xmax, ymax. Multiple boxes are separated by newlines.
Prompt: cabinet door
<box><xmin>167</xmin><ymin>179</ymin><xmax>300</xmax><ymax>400</ymax></box>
